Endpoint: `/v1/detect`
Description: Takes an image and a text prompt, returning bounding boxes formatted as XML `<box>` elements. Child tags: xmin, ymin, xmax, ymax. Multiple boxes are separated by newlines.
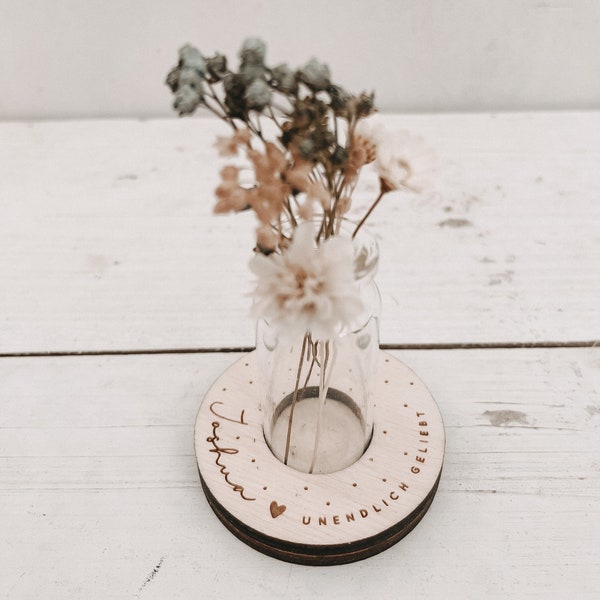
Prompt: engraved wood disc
<box><xmin>194</xmin><ymin>350</ymin><xmax>445</xmax><ymax>566</ymax></box>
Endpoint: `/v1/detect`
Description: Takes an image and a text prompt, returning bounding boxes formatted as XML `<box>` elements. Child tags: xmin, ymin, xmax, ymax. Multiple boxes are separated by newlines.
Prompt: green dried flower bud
<box><xmin>223</xmin><ymin>73</ymin><xmax>247</xmax><ymax>119</ymax></box>
<box><xmin>328</xmin><ymin>84</ymin><xmax>353</xmax><ymax>116</ymax></box>
<box><xmin>298</xmin><ymin>58</ymin><xmax>331</xmax><ymax>91</ymax></box>
<box><xmin>270</xmin><ymin>63</ymin><xmax>298</xmax><ymax>94</ymax></box>
<box><xmin>173</xmin><ymin>85</ymin><xmax>202</xmax><ymax>115</ymax></box>
<box><xmin>179</xmin><ymin>44</ymin><xmax>206</xmax><ymax>76</ymax></box>
<box><xmin>239</xmin><ymin>62</ymin><xmax>268</xmax><ymax>85</ymax></box>
<box><xmin>206</xmin><ymin>53</ymin><xmax>228</xmax><ymax>81</ymax></box>
<box><xmin>330</xmin><ymin>144</ymin><xmax>348</xmax><ymax>166</ymax></box>
<box><xmin>320</xmin><ymin>130</ymin><xmax>336</xmax><ymax>148</ymax></box>
<box><xmin>355</xmin><ymin>91</ymin><xmax>376</xmax><ymax>118</ymax></box>
<box><xmin>223</xmin><ymin>72</ymin><xmax>242</xmax><ymax>95</ymax></box>
<box><xmin>165</xmin><ymin>66</ymin><xmax>180</xmax><ymax>92</ymax></box>
<box><xmin>178</xmin><ymin>66</ymin><xmax>204</xmax><ymax>91</ymax></box>
<box><xmin>239</xmin><ymin>37</ymin><xmax>267</xmax><ymax>65</ymax></box>
<box><xmin>244</xmin><ymin>78</ymin><xmax>271</xmax><ymax>111</ymax></box>
<box><xmin>279</xmin><ymin>124</ymin><xmax>294</xmax><ymax>148</ymax></box>
<box><xmin>297</xmin><ymin>137</ymin><xmax>316</xmax><ymax>160</ymax></box>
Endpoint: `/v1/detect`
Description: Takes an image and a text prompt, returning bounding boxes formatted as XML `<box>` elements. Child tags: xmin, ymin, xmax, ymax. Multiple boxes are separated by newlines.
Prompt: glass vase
<box><xmin>256</xmin><ymin>226</ymin><xmax>380</xmax><ymax>474</ymax></box>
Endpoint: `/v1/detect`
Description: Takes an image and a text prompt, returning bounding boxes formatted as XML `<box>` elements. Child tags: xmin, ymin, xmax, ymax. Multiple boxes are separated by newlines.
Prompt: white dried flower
<box><xmin>249</xmin><ymin>223</ymin><xmax>363</xmax><ymax>340</ymax></box>
<box><xmin>355</xmin><ymin>117</ymin><xmax>435</xmax><ymax>192</ymax></box>
<box><xmin>354</xmin><ymin>115</ymin><xmax>385</xmax><ymax>145</ymax></box>
<box><xmin>376</xmin><ymin>130</ymin><xmax>436</xmax><ymax>192</ymax></box>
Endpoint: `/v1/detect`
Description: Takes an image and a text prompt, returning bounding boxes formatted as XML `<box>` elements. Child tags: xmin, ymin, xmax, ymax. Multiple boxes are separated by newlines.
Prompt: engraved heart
<box><xmin>269</xmin><ymin>501</ymin><xmax>286</xmax><ymax>519</ymax></box>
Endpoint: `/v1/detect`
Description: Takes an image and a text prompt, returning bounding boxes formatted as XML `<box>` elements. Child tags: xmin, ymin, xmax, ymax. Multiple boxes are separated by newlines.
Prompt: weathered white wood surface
<box><xmin>1</xmin><ymin>112</ymin><xmax>599</xmax><ymax>354</ymax></box>
<box><xmin>0</xmin><ymin>348</ymin><xmax>598</xmax><ymax>598</ymax></box>
<box><xmin>1</xmin><ymin>112</ymin><xmax>599</xmax><ymax>597</ymax></box>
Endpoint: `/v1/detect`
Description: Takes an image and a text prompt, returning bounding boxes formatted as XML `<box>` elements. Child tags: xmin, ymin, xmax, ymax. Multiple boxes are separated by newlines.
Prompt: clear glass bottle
<box><xmin>256</xmin><ymin>225</ymin><xmax>380</xmax><ymax>474</ymax></box>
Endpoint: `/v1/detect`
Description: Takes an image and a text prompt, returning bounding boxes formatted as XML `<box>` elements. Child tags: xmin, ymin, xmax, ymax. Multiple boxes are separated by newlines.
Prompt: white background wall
<box><xmin>1</xmin><ymin>0</ymin><xmax>599</xmax><ymax>120</ymax></box>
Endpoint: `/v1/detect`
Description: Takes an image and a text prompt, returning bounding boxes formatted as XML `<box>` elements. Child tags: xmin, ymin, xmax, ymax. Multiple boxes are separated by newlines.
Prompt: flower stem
<box><xmin>309</xmin><ymin>340</ymin><xmax>331</xmax><ymax>474</ymax></box>
<box><xmin>204</xmin><ymin>83</ymin><xmax>238</xmax><ymax>130</ymax></box>
<box><xmin>352</xmin><ymin>188</ymin><xmax>386</xmax><ymax>240</ymax></box>
<box><xmin>284</xmin><ymin>333</ymin><xmax>309</xmax><ymax>464</ymax></box>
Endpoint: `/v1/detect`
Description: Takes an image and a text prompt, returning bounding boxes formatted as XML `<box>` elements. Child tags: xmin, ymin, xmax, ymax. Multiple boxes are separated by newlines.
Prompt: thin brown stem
<box><xmin>284</xmin><ymin>333</ymin><xmax>309</xmax><ymax>465</ymax></box>
<box><xmin>204</xmin><ymin>84</ymin><xmax>239</xmax><ymax>130</ymax></box>
<box><xmin>284</xmin><ymin>198</ymin><xmax>298</xmax><ymax>228</ymax></box>
<box><xmin>352</xmin><ymin>188</ymin><xmax>386</xmax><ymax>240</ymax></box>
<box><xmin>267</xmin><ymin>105</ymin><xmax>284</xmax><ymax>131</ymax></box>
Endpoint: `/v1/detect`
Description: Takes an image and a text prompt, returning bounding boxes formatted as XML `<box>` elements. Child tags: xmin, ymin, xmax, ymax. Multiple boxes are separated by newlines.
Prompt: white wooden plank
<box><xmin>1</xmin><ymin>112</ymin><xmax>599</xmax><ymax>353</ymax></box>
<box><xmin>0</xmin><ymin>348</ymin><xmax>598</xmax><ymax>598</ymax></box>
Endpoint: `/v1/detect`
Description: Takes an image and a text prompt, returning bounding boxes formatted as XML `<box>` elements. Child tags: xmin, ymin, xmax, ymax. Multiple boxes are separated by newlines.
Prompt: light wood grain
<box><xmin>1</xmin><ymin>112</ymin><xmax>599</xmax><ymax>354</ymax></box>
<box><xmin>1</xmin><ymin>348</ymin><xmax>598</xmax><ymax>597</ymax></box>
<box><xmin>195</xmin><ymin>351</ymin><xmax>444</xmax><ymax>561</ymax></box>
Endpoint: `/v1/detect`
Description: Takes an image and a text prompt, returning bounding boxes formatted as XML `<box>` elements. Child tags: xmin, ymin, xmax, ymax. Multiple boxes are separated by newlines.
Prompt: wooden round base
<box><xmin>194</xmin><ymin>350</ymin><xmax>445</xmax><ymax>566</ymax></box>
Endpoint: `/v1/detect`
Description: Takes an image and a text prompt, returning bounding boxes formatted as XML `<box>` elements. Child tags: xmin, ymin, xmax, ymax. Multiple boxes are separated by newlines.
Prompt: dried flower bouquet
<box><xmin>166</xmin><ymin>38</ymin><xmax>434</xmax><ymax>473</ymax></box>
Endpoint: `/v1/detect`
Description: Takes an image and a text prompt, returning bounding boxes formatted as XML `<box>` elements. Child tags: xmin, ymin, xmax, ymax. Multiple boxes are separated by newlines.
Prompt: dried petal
<box><xmin>249</xmin><ymin>223</ymin><xmax>363</xmax><ymax>339</ymax></box>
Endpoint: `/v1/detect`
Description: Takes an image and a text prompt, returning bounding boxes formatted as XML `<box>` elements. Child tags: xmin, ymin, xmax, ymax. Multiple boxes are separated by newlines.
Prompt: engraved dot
<box><xmin>249</xmin><ymin>380</ymin><xmax>253</xmax><ymax>384</ymax></box>
<box><xmin>410</xmin><ymin>382</ymin><xmax>414</xmax><ymax>386</ymax></box>
<box><xmin>383</xmin><ymin>430</ymin><xmax>387</xmax><ymax>435</ymax></box>
<box><xmin>403</xmin><ymin>452</ymin><xmax>408</xmax><ymax>456</ymax></box>
<box><xmin>385</xmin><ymin>358</ymin><xmax>389</xmax><ymax>363</ymax></box>
<box><xmin>236</xmin><ymin>436</ymin><xmax>240</xmax><ymax>440</ymax></box>
<box><xmin>304</xmin><ymin>486</ymin><xmax>308</xmax><ymax>491</ymax></box>
<box><xmin>263</xmin><ymin>486</ymin><xmax>267</xmax><ymax>491</ymax></box>
<box><xmin>352</xmin><ymin>483</ymin><xmax>357</xmax><ymax>487</ymax></box>
<box><xmin>369</xmin><ymin>457</ymin><xmax>374</xmax><ymax>462</ymax></box>
<box><xmin>383</xmin><ymin>478</ymin><xmax>387</xmax><ymax>482</ymax></box>
<box><xmin>222</xmin><ymin>387</ymin><xmax>227</xmax><ymax>392</ymax></box>
<box><xmin>326</xmin><ymin>501</ymin><xmax>330</xmax><ymax>506</ymax></box>
<box><xmin>404</xmin><ymin>404</ymin><xmax>408</xmax><ymax>408</ymax></box>
<box><xmin>245</xmin><ymin>363</ymin><xmax>249</xmax><ymax>367</ymax></box>
<box><xmin>384</xmin><ymin>380</ymin><xmax>389</xmax><ymax>384</ymax></box>
<box><xmin>251</xmin><ymin>459</ymin><xmax>256</xmax><ymax>463</ymax></box>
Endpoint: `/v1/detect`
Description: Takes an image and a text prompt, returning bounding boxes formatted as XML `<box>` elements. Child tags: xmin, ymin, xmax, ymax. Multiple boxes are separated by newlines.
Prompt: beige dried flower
<box><xmin>214</xmin><ymin>166</ymin><xmax>249</xmax><ymax>213</ymax></box>
<box><xmin>285</xmin><ymin>160</ymin><xmax>313</xmax><ymax>193</ymax></box>
<box><xmin>355</xmin><ymin>117</ymin><xmax>435</xmax><ymax>193</ymax></box>
<box><xmin>248</xmin><ymin>142</ymin><xmax>287</xmax><ymax>185</ymax></box>
<box><xmin>248</xmin><ymin>187</ymin><xmax>284</xmax><ymax>225</ymax></box>
<box><xmin>337</xmin><ymin>195</ymin><xmax>351</xmax><ymax>215</ymax></box>
<box><xmin>214</xmin><ymin>128</ymin><xmax>251</xmax><ymax>157</ymax></box>
<box><xmin>256</xmin><ymin>224</ymin><xmax>280</xmax><ymax>252</ymax></box>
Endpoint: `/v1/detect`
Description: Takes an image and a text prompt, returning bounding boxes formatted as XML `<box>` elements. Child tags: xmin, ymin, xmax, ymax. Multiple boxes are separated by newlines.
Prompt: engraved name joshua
<box><xmin>206</xmin><ymin>401</ymin><xmax>256</xmax><ymax>501</ymax></box>
<box><xmin>302</xmin><ymin>411</ymin><xmax>430</xmax><ymax>526</ymax></box>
